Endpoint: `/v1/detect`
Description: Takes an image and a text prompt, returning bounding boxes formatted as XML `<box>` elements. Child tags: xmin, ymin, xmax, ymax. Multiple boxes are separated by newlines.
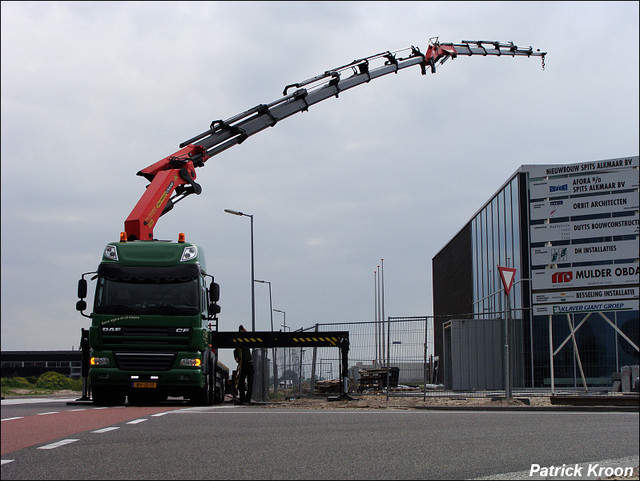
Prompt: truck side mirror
<box><xmin>209</xmin><ymin>303</ymin><xmax>221</xmax><ymax>315</ymax></box>
<box><xmin>210</xmin><ymin>283</ymin><xmax>220</xmax><ymax>303</ymax></box>
<box><xmin>78</xmin><ymin>279</ymin><xmax>88</xmax><ymax>299</ymax></box>
<box><xmin>76</xmin><ymin>299</ymin><xmax>87</xmax><ymax>312</ymax></box>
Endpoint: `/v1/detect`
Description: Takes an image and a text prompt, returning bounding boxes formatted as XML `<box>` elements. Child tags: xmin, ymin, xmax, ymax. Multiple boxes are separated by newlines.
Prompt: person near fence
<box><xmin>234</xmin><ymin>325</ymin><xmax>254</xmax><ymax>404</ymax></box>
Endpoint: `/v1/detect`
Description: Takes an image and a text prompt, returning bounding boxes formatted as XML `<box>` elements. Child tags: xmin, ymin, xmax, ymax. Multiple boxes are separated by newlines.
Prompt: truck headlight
<box><xmin>179</xmin><ymin>358</ymin><xmax>201</xmax><ymax>367</ymax></box>
<box><xmin>104</xmin><ymin>245</ymin><xmax>118</xmax><ymax>261</ymax></box>
<box><xmin>90</xmin><ymin>357</ymin><xmax>110</xmax><ymax>366</ymax></box>
<box><xmin>180</xmin><ymin>246</ymin><xmax>197</xmax><ymax>262</ymax></box>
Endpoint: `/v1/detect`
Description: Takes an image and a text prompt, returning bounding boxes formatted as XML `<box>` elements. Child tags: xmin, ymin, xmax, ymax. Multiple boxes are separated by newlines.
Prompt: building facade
<box><xmin>433</xmin><ymin>155</ymin><xmax>639</xmax><ymax>389</ymax></box>
<box><xmin>1</xmin><ymin>351</ymin><xmax>83</xmax><ymax>379</ymax></box>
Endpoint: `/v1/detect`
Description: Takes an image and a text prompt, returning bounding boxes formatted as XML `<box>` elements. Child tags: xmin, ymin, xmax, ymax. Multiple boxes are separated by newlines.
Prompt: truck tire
<box><xmin>191</xmin><ymin>354</ymin><xmax>214</xmax><ymax>406</ymax></box>
<box><xmin>190</xmin><ymin>387</ymin><xmax>205</xmax><ymax>405</ymax></box>
<box><xmin>93</xmin><ymin>387</ymin><xmax>125</xmax><ymax>406</ymax></box>
<box><xmin>128</xmin><ymin>391</ymin><xmax>165</xmax><ymax>405</ymax></box>
<box><xmin>128</xmin><ymin>391</ymin><xmax>156</xmax><ymax>405</ymax></box>
<box><xmin>92</xmin><ymin>387</ymin><xmax>109</xmax><ymax>406</ymax></box>
<box><xmin>207</xmin><ymin>354</ymin><xmax>215</xmax><ymax>405</ymax></box>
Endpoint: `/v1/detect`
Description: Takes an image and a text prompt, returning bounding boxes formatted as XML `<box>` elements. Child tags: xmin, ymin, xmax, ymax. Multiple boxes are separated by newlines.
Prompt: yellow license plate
<box><xmin>131</xmin><ymin>381</ymin><xmax>157</xmax><ymax>389</ymax></box>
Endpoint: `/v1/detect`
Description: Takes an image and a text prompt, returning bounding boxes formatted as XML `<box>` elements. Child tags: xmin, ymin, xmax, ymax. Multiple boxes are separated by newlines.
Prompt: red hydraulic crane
<box><xmin>123</xmin><ymin>38</ymin><xmax>546</xmax><ymax>241</ymax></box>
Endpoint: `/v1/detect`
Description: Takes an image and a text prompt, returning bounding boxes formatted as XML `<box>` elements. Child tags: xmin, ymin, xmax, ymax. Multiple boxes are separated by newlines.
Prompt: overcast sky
<box><xmin>2</xmin><ymin>1</ymin><xmax>638</xmax><ymax>366</ymax></box>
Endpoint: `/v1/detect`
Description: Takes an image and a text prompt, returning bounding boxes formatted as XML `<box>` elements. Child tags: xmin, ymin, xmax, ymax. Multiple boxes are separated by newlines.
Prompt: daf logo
<box><xmin>175</xmin><ymin>328</ymin><xmax>190</xmax><ymax>333</ymax></box>
<box><xmin>102</xmin><ymin>327</ymin><xmax>122</xmax><ymax>332</ymax></box>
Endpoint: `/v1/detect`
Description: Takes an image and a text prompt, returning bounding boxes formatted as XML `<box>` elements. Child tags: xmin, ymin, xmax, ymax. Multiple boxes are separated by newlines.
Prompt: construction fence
<box><xmin>249</xmin><ymin>317</ymin><xmax>427</xmax><ymax>400</ymax></box>
<box><xmin>249</xmin><ymin>315</ymin><xmax>495</xmax><ymax>400</ymax></box>
<box><xmin>250</xmin><ymin>313</ymin><xmax>639</xmax><ymax>400</ymax></box>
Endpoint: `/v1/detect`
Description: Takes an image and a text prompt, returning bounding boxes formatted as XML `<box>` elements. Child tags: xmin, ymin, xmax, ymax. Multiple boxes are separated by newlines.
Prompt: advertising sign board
<box><xmin>530</xmin><ymin>191</ymin><xmax>639</xmax><ymax>220</ymax></box>
<box><xmin>533</xmin><ymin>299</ymin><xmax>639</xmax><ymax>315</ymax></box>
<box><xmin>531</xmin><ymin>262</ymin><xmax>639</xmax><ymax>290</ymax></box>
<box><xmin>529</xmin><ymin>169</ymin><xmax>638</xmax><ymax>200</ymax></box>
<box><xmin>530</xmin><ymin>239</ymin><xmax>639</xmax><ymax>265</ymax></box>
<box><xmin>526</xmin><ymin>157</ymin><xmax>638</xmax><ymax>317</ymax></box>
<box><xmin>523</xmin><ymin>156</ymin><xmax>638</xmax><ymax>179</ymax></box>
<box><xmin>533</xmin><ymin>286</ymin><xmax>639</xmax><ymax>304</ymax></box>
<box><xmin>530</xmin><ymin>217</ymin><xmax>639</xmax><ymax>243</ymax></box>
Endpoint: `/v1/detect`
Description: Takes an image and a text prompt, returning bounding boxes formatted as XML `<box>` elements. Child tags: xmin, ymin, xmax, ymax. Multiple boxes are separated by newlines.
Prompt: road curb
<box><xmin>407</xmin><ymin>405</ymin><xmax>639</xmax><ymax>412</ymax></box>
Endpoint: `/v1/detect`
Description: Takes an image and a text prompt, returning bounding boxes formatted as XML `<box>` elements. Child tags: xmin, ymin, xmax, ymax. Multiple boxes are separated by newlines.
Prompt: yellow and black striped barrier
<box><xmin>210</xmin><ymin>330</ymin><xmax>352</xmax><ymax>399</ymax></box>
<box><xmin>292</xmin><ymin>336</ymin><xmax>343</xmax><ymax>346</ymax></box>
<box><xmin>210</xmin><ymin>330</ymin><xmax>349</xmax><ymax>349</ymax></box>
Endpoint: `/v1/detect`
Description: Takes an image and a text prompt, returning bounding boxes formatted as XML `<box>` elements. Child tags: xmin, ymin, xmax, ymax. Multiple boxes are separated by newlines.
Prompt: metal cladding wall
<box><xmin>432</xmin><ymin>224</ymin><xmax>473</xmax><ymax>375</ymax></box>
<box><xmin>443</xmin><ymin>319</ymin><xmax>503</xmax><ymax>391</ymax></box>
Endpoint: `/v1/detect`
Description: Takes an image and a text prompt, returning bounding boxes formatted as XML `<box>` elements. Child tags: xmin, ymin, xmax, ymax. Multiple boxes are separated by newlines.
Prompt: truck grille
<box><xmin>113</xmin><ymin>352</ymin><xmax>176</xmax><ymax>371</ymax></box>
<box><xmin>101</xmin><ymin>326</ymin><xmax>191</xmax><ymax>350</ymax></box>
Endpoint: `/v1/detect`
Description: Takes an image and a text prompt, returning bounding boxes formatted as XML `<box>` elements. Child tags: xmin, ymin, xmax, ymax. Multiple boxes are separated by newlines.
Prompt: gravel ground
<box><xmin>264</xmin><ymin>393</ymin><xmax>554</xmax><ymax>409</ymax></box>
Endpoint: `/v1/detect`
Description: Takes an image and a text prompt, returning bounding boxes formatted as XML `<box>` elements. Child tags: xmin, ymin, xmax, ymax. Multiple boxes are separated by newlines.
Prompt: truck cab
<box><xmin>76</xmin><ymin>233</ymin><xmax>227</xmax><ymax>406</ymax></box>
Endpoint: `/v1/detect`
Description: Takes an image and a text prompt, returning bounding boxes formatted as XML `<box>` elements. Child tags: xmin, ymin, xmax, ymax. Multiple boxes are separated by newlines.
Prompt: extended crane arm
<box><xmin>124</xmin><ymin>38</ymin><xmax>546</xmax><ymax>240</ymax></box>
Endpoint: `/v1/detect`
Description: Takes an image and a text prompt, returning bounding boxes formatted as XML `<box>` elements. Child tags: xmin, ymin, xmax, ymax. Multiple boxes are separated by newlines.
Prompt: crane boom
<box><xmin>124</xmin><ymin>38</ymin><xmax>546</xmax><ymax>240</ymax></box>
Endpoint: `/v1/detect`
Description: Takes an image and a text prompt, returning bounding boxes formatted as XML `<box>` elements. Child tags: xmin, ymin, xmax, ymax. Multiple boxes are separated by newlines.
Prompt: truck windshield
<box><xmin>94</xmin><ymin>277</ymin><xmax>200</xmax><ymax>316</ymax></box>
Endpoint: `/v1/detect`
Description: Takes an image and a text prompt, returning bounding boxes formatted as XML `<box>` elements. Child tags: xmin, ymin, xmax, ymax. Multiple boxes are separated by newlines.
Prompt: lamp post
<box><xmin>274</xmin><ymin>308</ymin><xmax>287</xmax><ymax>331</ymax></box>
<box><xmin>255</xmin><ymin>279</ymin><xmax>277</xmax><ymax>395</ymax></box>
<box><xmin>255</xmin><ymin>280</ymin><xmax>274</xmax><ymax>332</ymax></box>
<box><xmin>224</xmin><ymin>209</ymin><xmax>255</xmax><ymax>332</ymax></box>
<box><xmin>274</xmin><ymin>309</ymin><xmax>287</xmax><ymax>388</ymax></box>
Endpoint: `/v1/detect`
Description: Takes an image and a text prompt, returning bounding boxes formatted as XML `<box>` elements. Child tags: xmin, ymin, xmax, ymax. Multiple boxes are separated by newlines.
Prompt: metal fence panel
<box><xmin>252</xmin><ymin>313</ymin><xmax>628</xmax><ymax>400</ymax></box>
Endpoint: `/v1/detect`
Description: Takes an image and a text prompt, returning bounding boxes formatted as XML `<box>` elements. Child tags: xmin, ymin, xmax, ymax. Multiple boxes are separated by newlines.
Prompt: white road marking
<box><xmin>1</xmin><ymin>417</ymin><xmax>24</xmax><ymax>422</ymax></box>
<box><xmin>1</xmin><ymin>459</ymin><xmax>15</xmax><ymax>465</ymax></box>
<box><xmin>37</xmin><ymin>439</ymin><xmax>79</xmax><ymax>450</ymax></box>
<box><xmin>126</xmin><ymin>418</ymin><xmax>147</xmax><ymax>424</ymax></box>
<box><xmin>1</xmin><ymin>398</ymin><xmax>76</xmax><ymax>405</ymax></box>
<box><xmin>91</xmin><ymin>426</ymin><xmax>120</xmax><ymax>433</ymax></box>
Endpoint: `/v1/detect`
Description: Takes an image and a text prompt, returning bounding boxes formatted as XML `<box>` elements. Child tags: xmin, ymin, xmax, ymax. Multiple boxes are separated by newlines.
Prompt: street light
<box><xmin>274</xmin><ymin>309</ymin><xmax>286</xmax><ymax>331</ymax></box>
<box><xmin>225</xmin><ymin>209</ymin><xmax>255</xmax><ymax>332</ymax></box>
<box><xmin>254</xmin><ymin>280</ymin><xmax>273</xmax><ymax>332</ymax></box>
<box><xmin>274</xmin><ymin>309</ymin><xmax>287</xmax><ymax>388</ymax></box>
<box><xmin>255</xmin><ymin>279</ymin><xmax>277</xmax><ymax>395</ymax></box>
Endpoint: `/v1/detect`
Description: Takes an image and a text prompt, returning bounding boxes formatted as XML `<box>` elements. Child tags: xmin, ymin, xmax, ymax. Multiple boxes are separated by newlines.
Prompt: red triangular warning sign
<box><xmin>497</xmin><ymin>266</ymin><xmax>517</xmax><ymax>295</ymax></box>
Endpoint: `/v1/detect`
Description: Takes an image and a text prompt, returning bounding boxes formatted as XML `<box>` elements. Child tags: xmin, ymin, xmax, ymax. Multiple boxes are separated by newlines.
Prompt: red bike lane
<box><xmin>1</xmin><ymin>405</ymin><xmax>183</xmax><ymax>455</ymax></box>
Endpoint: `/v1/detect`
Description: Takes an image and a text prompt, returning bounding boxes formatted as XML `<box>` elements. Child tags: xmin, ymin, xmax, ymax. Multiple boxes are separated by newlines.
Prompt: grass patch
<box><xmin>2</xmin><ymin>372</ymin><xmax>82</xmax><ymax>397</ymax></box>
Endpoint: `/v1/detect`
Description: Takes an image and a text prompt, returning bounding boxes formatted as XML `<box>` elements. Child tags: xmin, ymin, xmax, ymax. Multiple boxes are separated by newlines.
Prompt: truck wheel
<box><xmin>127</xmin><ymin>391</ymin><xmax>146</xmax><ymax>405</ymax></box>
<box><xmin>92</xmin><ymin>387</ymin><xmax>109</xmax><ymax>406</ymax></box>
<box><xmin>190</xmin><ymin>383</ymin><xmax>210</xmax><ymax>406</ymax></box>
<box><xmin>93</xmin><ymin>387</ymin><xmax>125</xmax><ymax>406</ymax></box>
<box><xmin>112</xmin><ymin>391</ymin><xmax>126</xmax><ymax>405</ymax></box>
<box><xmin>206</xmin><ymin>355</ymin><xmax>215</xmax><ymax>406</ymax></box>
<box><xmin>128</xmin><ymin>391</ymin><xmax>164</xmax><ymax>405</ymax></box>
<box><xmin>191</xmin><ymin>360</ymin><xmax>213</xmax><ymax>406</ymax></box>
<box><xmin>112</xmin><ymin>390</ymin><xmax>126</xmax><ymax>405</ymax></box>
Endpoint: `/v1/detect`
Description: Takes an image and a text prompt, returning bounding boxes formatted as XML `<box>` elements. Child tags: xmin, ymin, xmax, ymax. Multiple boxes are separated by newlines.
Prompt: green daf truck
<box><xmin>76</xmin><ymin>234</ymin><xmax>227</xmax><ymax>406</ymax></box>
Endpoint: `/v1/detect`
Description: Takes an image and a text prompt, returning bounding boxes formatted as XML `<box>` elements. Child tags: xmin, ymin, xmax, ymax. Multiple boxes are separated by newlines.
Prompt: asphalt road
<box><xmin>1</xmin><ymin>398</ymin><xmax>638</xmax><ymax>480</ymax></box>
